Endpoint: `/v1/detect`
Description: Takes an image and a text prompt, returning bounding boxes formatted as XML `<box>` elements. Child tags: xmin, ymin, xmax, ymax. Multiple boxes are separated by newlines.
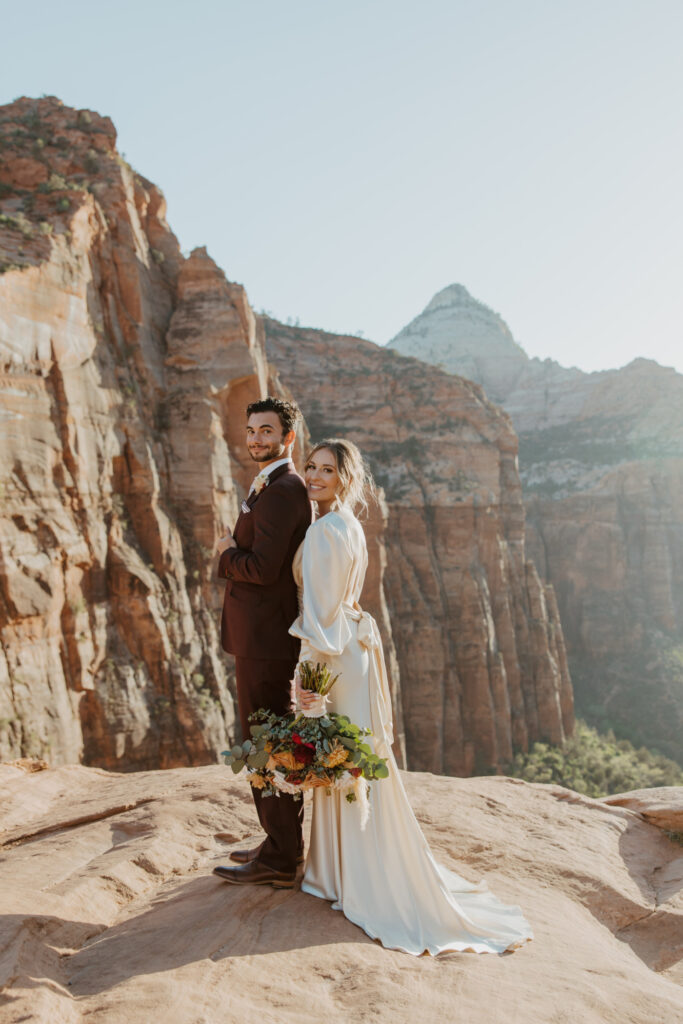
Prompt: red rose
<box><xmin>350</xmin><ymin>767</ymin><xmax>362</xmax><ymax>778</ymax></box>
<box><xmin>292</xmin><ymin>734</ymin><xmax>303</xmax><ymax>744</ymax></box>
<box><xmin>295</xmin><ymin>746</ymin><xmax>315</xmax><ymax>765</ymax></box>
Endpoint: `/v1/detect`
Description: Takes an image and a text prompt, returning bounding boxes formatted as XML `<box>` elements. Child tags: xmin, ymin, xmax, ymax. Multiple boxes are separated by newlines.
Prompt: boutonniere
<box><xmin>253</xmin><ymin>472</ymin><xmax>269</xmax><ymax>495</ymax></box>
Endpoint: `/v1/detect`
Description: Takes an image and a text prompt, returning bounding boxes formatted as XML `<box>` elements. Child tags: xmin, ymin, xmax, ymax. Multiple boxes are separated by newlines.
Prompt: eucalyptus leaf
<box><xmin>231</xmin><ymin>759</ymin><xmax>246</xmax><ymax>774</ymax></box>
<box><xmin>247</xmin><ymin>749</ymin><xmax>270</xmax><ymax>769</ymax></box>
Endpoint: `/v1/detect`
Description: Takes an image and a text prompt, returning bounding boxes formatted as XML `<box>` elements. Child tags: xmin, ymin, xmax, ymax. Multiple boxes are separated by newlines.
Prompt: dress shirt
<box><xmin>248</xmin><ymin>456</ymin><xmax>293</xmax><ymax>494</ymax></box>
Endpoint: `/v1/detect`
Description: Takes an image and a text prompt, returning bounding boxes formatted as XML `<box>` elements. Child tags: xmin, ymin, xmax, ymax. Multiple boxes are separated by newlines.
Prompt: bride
<box><xmin>289</xmin><ymin>437</ymin><xmax>533</xmax><ymax>956</ymax></box>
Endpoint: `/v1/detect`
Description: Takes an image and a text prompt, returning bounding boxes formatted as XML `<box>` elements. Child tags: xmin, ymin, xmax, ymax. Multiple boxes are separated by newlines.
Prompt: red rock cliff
<box><xmin>0</xmin><ymin>97</ymin><xmax>573</xmax><ymax>777</ymax></box>
<box><xmin>389</xmin><ymin>285</ymin><xmax>683</xmax><ymax>765</ymax></box>
<box><xmin>265</xmin><ymin>319</ymin><xmax>574</xmax><ymax>774</ymax></box>
<box><xmin>0</xmin><ymin>97</ymin><xmax>293</xmax><ymax>768</ymax></box>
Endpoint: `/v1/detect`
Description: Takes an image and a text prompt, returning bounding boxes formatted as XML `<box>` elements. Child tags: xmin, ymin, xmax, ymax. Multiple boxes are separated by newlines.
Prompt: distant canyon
<box><xmin>0</xmin><ymin>97</ymin><xmax>573</xmax><ymax>775</ymax></box>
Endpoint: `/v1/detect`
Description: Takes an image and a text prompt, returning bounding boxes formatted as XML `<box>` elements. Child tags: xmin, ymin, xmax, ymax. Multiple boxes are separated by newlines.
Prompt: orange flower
<box><xmin>269</xmin><ymin>750</ymin><xmax>303</xmax><ymax>772</ymax></box>
<box><xmin>324</xmin><ymin>743</ymin><xmax>350</xmax><ymax>768</ymax></box>
<box><xmin>303</xmin><ymin>771</ymin><xmax>334</xmax><ymax>788</ymax></box>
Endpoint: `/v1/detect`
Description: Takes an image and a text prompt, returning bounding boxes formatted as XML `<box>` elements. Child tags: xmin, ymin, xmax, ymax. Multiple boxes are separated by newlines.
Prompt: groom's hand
<box><xmin>216</xmin><ymin>530</ymin><xmax>237</xmax><ymax>555</ymax></box>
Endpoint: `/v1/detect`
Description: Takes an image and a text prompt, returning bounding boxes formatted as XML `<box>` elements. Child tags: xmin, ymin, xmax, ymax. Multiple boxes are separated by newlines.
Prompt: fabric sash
<box><xmin>346</xmin><ymin>606</ymin><xmax>394</xmax><ymax>756</ymax></box>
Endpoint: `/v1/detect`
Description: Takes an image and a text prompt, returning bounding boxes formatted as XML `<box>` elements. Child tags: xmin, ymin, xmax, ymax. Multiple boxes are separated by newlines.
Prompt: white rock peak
<box><xmin>388</xmin><ymin>283</ymin><xmax>528</xmax><ymax>403</ymax></box>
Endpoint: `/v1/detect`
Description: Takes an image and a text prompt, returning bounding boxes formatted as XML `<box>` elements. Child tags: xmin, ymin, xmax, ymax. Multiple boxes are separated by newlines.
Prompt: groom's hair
<box><xmin>246</xmin><ymin>396</ymin><xmax>301</xmax><ymax>436</ymax></box>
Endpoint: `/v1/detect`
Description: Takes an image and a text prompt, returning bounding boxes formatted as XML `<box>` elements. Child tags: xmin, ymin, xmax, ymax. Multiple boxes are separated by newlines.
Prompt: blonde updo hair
<box><xmin>305</xmin><ymin>437</ymin><xmax>376</xmax><ymax>518</ymax></box>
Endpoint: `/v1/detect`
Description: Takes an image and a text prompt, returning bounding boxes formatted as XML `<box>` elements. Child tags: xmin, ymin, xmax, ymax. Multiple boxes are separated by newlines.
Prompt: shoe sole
<box><xmin>214</xmin><ymin>873</ymin><xmax>295</xmax><ymax>889</ymax></box>
<box><xmin>230</xmin><ymin>857</ymin><xmax>305</xmax><ymax>866</ymax></box>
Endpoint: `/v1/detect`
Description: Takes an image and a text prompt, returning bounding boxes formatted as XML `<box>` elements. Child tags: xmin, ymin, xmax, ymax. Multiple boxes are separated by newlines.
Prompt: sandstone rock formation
<box><xmin>602</xmin><ymin>786</ymin><xmax>683</xmax><ymax>833</ymax></box>
<box><xmin>389</xmin><ymin>285</ymin><xmax>683</xmax><ymax>765</ymax></box>
<box><xmin>0</xmin><ymin>96</ymin><xmax>299</xmax><ymax>769</ymax></box>
<box><xmin>0</xmin><ymin>96</ymin><xmax>573</xmax><ymax>778</ymax></box>
<box><xmin>1</xmin><ymin>761</ymin><xmax>681</xmax><ymax>1022</ymax></box>
<box><xmin>389</xmin><ymin>283</ymin><xmax>534</xmax><ymax>404</ymax></box>
<box><xmin>265</xmin><ymin>320</ymin><xmax>574</xmax><ymax>775</ymax></box>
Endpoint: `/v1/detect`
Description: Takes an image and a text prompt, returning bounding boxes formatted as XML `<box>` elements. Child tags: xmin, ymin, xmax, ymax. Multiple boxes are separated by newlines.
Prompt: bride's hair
<box><xmin>305</xmin><ymin>438</ymin><xmax>377</xmax><ymax>518</ymax></box>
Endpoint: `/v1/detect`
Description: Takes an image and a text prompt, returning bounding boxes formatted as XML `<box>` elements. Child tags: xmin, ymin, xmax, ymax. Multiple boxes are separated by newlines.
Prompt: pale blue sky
<box><xmin>2</xmin><ymin>0</ymin><xmax>682</xmax><ymax>373</ymax></box>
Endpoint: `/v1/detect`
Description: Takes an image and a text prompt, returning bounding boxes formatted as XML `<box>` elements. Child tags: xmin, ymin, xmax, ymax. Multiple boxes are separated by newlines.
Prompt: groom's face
<box><xmin>246</xmin><ymin>412</ymin><xmax>294</xmax><ymax>463</ymax></box>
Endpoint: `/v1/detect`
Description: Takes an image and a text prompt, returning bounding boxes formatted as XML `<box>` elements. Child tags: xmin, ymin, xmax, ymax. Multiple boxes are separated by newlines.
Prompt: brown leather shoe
<box><xmin>213</xmin><ymin>860</ymin><xmax>296</xmax><ymax>889</ymax></box>
<box><xmin>230</xmin><ymin>845</ymin><xmax>304</xmax><ymax>866</ymax></box>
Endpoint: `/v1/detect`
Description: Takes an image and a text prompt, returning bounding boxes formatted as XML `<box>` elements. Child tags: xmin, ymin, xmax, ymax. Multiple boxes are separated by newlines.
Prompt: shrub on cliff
<box><xmin>505</xmin><ymin>720</ymin><xmax>683</xmax><ymax>796</ymax></box>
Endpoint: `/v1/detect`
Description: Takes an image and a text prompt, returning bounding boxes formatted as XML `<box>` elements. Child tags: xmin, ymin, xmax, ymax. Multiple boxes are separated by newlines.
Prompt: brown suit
<box><xmin>218</xmin><ymin>462</ymin><xmax>312</xmax><ymax>871</ymax></box>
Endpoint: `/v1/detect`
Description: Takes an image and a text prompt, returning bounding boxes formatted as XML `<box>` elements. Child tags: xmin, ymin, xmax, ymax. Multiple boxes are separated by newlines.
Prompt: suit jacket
<box><xmin>218</xmin><ymin>462</ymin><xmax>312</xmax><ymax>660</ymax></box>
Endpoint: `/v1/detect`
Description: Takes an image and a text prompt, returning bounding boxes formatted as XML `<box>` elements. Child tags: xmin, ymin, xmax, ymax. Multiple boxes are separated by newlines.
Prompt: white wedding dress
<box><xmin>289</xmin><ymin>504</ymin><xmax>533</xmax><ymax>956</ymax></box>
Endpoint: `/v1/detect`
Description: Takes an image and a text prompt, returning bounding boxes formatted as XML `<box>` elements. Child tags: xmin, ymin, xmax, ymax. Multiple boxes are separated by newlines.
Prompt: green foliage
<box><xmin>197</xmin><ymin>688</ymin><xmax>217</xmax><ymax>712</ymax></box>
<box><xmin>0</xmin><ymin>212</ymin><xmax>33</xmax><ymax>237</ymax></box>
<box><xmin>505</xmin><ymin>719</ymin><xmax>683</xmax><ymax>797</ymax></box>
<box><xmin>221</xmin><ymin>706</ymin><xmax>389</xmax><ymax>799</ymax></box>
<box><xmin>46</xmin><ymin>173</ymin><xmax>67</xmax><ymax>192</ymax></box>
<box><xmin>571</xmin><ymin>633</ymin><xmax>683</xmax><ymax>768</ymax></box>
<box><xmin>518</xmin><ymin>416</ymin><xmax>683</xmax><ymax>495</ymax></box>
<box><xmin>84</xmin><ymin>148</ymin><xmax>100</xmax><ymax>175</ymax></box>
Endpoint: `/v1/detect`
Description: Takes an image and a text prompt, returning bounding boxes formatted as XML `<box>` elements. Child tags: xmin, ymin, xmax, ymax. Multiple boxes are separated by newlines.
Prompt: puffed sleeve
<box><xmin>289</xmin><ymin>514</ymin><xmax>354</xmax><ymax>661</ymax></box>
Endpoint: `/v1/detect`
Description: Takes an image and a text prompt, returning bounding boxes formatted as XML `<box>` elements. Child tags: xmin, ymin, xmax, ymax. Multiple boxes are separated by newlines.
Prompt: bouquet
<box><xmin>222</xmin><ymin>661</ymin><xmax>388</xmax><ymax>828</ymax></box>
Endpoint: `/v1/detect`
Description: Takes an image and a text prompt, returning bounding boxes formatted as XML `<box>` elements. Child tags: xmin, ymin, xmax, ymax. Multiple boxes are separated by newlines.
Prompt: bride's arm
<box><xmin>289</xmin><ymin>515</ymin><xmax>354</xmax><ymax>664</ymax></box>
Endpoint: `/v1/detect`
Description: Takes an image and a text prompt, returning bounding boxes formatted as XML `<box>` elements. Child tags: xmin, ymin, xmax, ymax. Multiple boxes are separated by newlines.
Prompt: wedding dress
<box><xmin>289</xmin><ymin>504</ymin><xmax>533</xmax><ymax>956</ymax></box>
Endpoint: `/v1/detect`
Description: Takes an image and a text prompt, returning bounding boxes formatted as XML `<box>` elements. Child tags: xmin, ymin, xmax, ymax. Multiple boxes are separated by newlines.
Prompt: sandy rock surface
<box><xmin>1</xmin><ymin>763</ymin><xmax>681</xmax><ymax>1023</ymax></box>
<box><xmin>602</xmin><ymin>786</ymin><xmax>683</xmax><ymax>833</ymax></box>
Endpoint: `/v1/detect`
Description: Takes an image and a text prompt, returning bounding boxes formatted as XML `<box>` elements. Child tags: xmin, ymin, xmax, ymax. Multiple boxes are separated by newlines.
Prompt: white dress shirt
<box><xmin>248</xmin><ymin>456</ymin><xmax>292</xmax><ymax>494</ymax></box>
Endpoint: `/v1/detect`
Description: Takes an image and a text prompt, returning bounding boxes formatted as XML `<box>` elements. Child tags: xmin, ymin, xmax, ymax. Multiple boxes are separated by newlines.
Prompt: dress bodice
<box><xmin>290</xmin><ymin>505</ymin><xmax>369</xmax><ymax>659</ymax></box>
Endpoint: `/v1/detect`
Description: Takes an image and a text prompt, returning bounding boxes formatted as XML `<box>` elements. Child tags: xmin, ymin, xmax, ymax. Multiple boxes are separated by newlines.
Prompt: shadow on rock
<box><xmin>67</xmin><ymin>871</ymin><xmax>370</xmax><ymax>996</ymax></box>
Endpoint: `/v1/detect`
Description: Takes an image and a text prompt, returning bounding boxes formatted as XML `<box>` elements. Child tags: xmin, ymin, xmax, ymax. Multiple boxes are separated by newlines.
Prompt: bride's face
<box><xmin>304</xmin><ymin>448</ymin><xmax>340</xmax><ymax>506</ymax></box>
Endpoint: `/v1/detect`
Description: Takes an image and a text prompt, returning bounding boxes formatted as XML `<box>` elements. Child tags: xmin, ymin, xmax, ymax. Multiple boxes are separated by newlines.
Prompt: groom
<box><xmin>213</xmin><ymin>396</ymin><xmax>312</xmax><ymax>889</ymax></box>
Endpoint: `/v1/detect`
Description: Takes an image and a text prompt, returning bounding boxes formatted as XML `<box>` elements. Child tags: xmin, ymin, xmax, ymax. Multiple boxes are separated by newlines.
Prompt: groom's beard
<box><xmin>248</xmin><ymin>440</ymin><xmax>286</xmax><ymax>463</ymax></box>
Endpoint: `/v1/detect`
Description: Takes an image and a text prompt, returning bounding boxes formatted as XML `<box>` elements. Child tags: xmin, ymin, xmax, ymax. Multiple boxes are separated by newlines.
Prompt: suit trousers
<box><xmin>234</xmin><ymin>655</ymin><xmax>304</xmax><ymax>872</ymax></box>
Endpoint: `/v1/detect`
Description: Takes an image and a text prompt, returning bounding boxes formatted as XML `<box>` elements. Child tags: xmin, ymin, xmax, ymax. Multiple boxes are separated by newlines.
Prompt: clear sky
<box><xmin>2</xmin><ymin>0</ymin><xmax>682</xmax><ymax>373</ymax></box>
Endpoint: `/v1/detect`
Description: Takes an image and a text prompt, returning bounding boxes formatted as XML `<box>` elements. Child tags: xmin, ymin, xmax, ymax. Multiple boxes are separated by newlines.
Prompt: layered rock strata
<box><xmin>0</xmin><ymin>97</ymin><xmax>572</xmax><ymax>778</ymax></box>
<box><xmin>0</xmin><ymin>97</ymin><xmax>295</xmax><ymax>768</ymax></box>
<box><xmin>265</xmin><ymin>319</ymin><xmax>574</xmax><ymax>775</ymax></box>
<box><xmin>389</xmin><ymin>285</ymin><xmax>683</xmax><ymax>764</ymax></box>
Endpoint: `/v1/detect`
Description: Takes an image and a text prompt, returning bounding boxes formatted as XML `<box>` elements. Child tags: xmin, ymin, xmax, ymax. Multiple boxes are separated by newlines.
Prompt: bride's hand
<box><xmin>299</xmin><ymin>688</ymin><xmax>320</xmax><ymax>711</ymax></box>
<box><xmin>294</xmin><ymin>671</ymin><xmax>321</xmax><ymax>712</ymax></box>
